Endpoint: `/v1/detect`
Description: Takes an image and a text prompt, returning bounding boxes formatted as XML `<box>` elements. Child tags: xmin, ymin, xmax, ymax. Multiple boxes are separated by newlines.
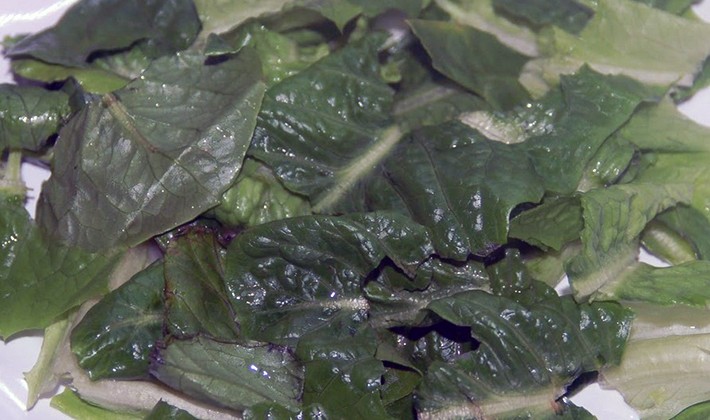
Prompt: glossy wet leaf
<box><xmin>0</xmin><ymin>85</ymin><xmax>70</xmax><ymax>152</ymax></box>
<box><xmin>71</xmin><ymin>262</ymin><xmax>164</xmax><ymax>380</ymax></box>
<box><xmin>7</xmin><ymin>0</ymin><xmax>200</xmax><ymax>67</ymax></box>
<box><xmin>37</xmin><ymin>50</ymin><xmax>266</xmax><ymax>251</ymax></box>
<box><xmin>151</xmin><ymin>337</ymin><xmax>304</xmax><ymax>411</ymax></box>
<box><xmin>223</xmin><ymin>212</ymin><xmax>433</xmax><ymax>344</ymax></box>
<box><xmin>249</xmin><ymin>34</ymin><xmax>396</xmax><ymax>212</ymax></box>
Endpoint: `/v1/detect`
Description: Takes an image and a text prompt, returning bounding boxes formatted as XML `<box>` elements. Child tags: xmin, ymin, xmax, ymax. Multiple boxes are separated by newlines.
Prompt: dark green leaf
<box><xmin>7</xmin><ymin>0</ymin><xmax>200</xmax><ymax>67</ymax></box>
<box><xmin>163</xmin><ymin>229</ymin><xmax>239</xmax><ymax>340</ymax></box>
<box><xmin>71</xmin><ymin>262</ymin><xmax>164</xmax><ymax>380</ymax></box>
<box><xmin>249</xmin><ymin>34</ymin><xmax>396</xmax><ymax>212</ymax></box>
<box><xmin>297</xmin><ymin>325</ymin><xmax>392</xmax><ymax>419</ymax></box>
<box><xmin>0</xmin><ymin>85</ymin><xmax>70</xmax><ymax>152</ymax></box>
<box><xmin>37</xmin><ymin>50</ymin><xmax>266</xmax><ymax>251</ymax></box>
<box><xmin>672</xmin><ymin>400</ymin><xmax>710</xmax><ymax>420</ymax></box>
<box><xmin>631</xmin><ymin>0</ymin><xmax>698</xmax><ymax>14</ymax></box>
<box><xmin>409</xmin><ymin>19</ymin><xmax>531</xmax><ymax>109</ymax></box>
<box><xmin>151</xmin><ymin>337</ymin><xmax>303</xmax><ymax>411</ymax></box>
<box><xmin>381</xmin><ymin>122</ymin><xmax>544</xmax><ymax>258</ymax></box>
<box><xmin>145</xmin><ymin>401</ymin><xmax>199</xmax><ymax>420</ymax></box>
<box><xmin>223</xmin><ymin>212</ymin><xmax>432</xmax><ymax>344</ymax></box>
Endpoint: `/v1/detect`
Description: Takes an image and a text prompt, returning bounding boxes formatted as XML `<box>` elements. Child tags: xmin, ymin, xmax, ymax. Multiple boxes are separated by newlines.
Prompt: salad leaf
<box><xmin>150</xmin><ymin>337</ymin><xmax>304</xmax><ymax>411</ymax></box>
<box><xmin>492</xmin><ymin>0</ymin><xmax>593</xmax><ymax>34</ymax></box>
<box><xmin>7</xmin><ymin>0</ymin><xmax>200</xmax><ymax>67</ymax></box>
<box><xmin>568</xmin><ymin>182</ymin><xmax>692</xmax><ymax>299</ymax></box>
<box><xmin>0</xmin><ymin>194</ymin><xmax>119</xmax><ymax>339</ymax></box>
<box><xmin>37</xmin><ymin>49</ymin><xmax>266</xmax><ymax>251</ymax></box>
<box><xmin>0</xmin><ymin>85</ymin><xmax>70</xmax><ymax>151</ymax></box>
<box><xmin>211</xmin><ymin>158</ymin><xmax>311</xmax><ymax>227</ymax></box>
<box><xmin>70</xmin><ymin>262</ymin><xmax>164</xmax><ymax>380</ymax></box>
<box><xmin>409</xmin><ymin>19</ymin><xmax>531</xmax><ymax>109</ymax></box>
<box><xmin>523</xmin><ymin>0</ymin><xmax>710</xmax><ymax>91</ymax></box>
<box><xmin>223</xmin><ymin>212</ymin><xmax>432</xmax><ymax>344</ymax></box>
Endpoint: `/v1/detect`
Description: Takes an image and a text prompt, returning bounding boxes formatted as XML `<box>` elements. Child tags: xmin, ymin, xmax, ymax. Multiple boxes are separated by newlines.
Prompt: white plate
<box><xmin>1</xmin><ymin>1</ymin><xmax>709</xmax><ymax>419</ymax></box>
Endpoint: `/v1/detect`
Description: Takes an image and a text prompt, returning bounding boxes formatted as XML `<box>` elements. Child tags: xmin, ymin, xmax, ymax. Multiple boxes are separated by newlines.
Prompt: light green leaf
<box><xmin>151</xmin><ymin>337</ymin><xmax>304</xmax><ymax>411</ymax></box>
<box><xmin>523</xmin><ymin>0</ymin><xmax>710</xmax><ymax>92</ymax></box>
<box><xmin>568</xmin><ymin>182</ymin><xmax>693</xmax><ymax>299</ymax></box>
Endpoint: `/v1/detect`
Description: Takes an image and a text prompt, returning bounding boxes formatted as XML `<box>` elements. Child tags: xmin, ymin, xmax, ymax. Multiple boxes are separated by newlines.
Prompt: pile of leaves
<box><xmin>2</xmin><ymin>0</ymin><xmax>710</xmax><ymax>418</ymax></box>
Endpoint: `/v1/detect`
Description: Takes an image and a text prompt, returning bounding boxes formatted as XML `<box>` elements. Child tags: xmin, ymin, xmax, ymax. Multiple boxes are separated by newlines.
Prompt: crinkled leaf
<box><xmin>37</xmin><ymin>50</ymin><xmax>266</xmax><ymax>251</ymax></box>
<box><xmin>0</xmin><ymin>85</ymin><xmax>70</xmax><ymax>152</ymax></box>
<box><xmin>568</xmin><ymin>182</ymin><xmax>693</xmax><ymax>299</ymax></box>
<box><xmin>0</xmin><ymin>196</ymin><xmax>118</xmax><ymax>339</ymax></box>
<box><xmin>70</xmin><ymin>262</ymin><xmax>164</xmax><ymax>380</ymax></box>
<box><xmin>509</xmin><ymin>196</ymin><xmax>582</xmax><ymax>251</ymax></box>
<box><xmin>163</xmin><ymin>229</ymin><xmax>239</xmax><ymax>340</ymax></box>
<box><xmin>521</xmin><ymin>66</ymin><xmax>656</xmax><ymax>194</ymax></box>
<box><xmin>297</xmin><ymin>323</ymin><xmax>391</xmax><ymax>419</ymax></box>
<box><xmin>223</xmin><ymin>212</ymin><xmax>433</xmax><ymax>344</ymax></box>
<box><xmin>249</xmin><ymin>34</ymin><xmax>396</xmax><ymax>212</ymax></box>
<box><xmin>409</xmin><ymin>19</ymin><xmax>531</xmax><ymax>109</ymax></box>
<box><xmin>578</xmin><ymin>135</ymin><xmax>637</xmax><ymax>191</ymax></box>
<box><xmin>366</xmin><ymin>258</ymin><xmax>489</xmax><ymax>328</ymax></box>
<box><xmin>491</xmin><ymin>0</ymin><xmax>593</xmax><ymax>34</ymax></box>
<box><xmin>420</xmin><ymin>291</ymin><xmax>631</xmax><ymax>416</ymax></box>
<box><xmin>417</xmin><ymin>360</ymin><xmax>595</xmax><ymax>419</ymax></box>
<box><xmin>381</xmin><ymin>121</ymin><xmax>545</xmax><ymax>259</ymax></box>
<box><xmin>150</xmin><ymin>337</ymin><xmax>303</xmax><ymax>411</ymax></box>
<box><xmin>7</xmin><ymin>0</ymin><xmax>200</xmax><ymax>67</ymax></box>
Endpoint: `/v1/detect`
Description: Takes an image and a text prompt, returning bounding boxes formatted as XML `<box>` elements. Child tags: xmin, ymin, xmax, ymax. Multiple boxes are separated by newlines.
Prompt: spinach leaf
<box><xmin>7</xmin><ymin>0</ymin><xmax>200</xmax><ymax>67</ymax></box>
<box><xmin>37</xmin><ymin>49</ymin><xmax>266</xmax><ymax>251</ymax></box>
